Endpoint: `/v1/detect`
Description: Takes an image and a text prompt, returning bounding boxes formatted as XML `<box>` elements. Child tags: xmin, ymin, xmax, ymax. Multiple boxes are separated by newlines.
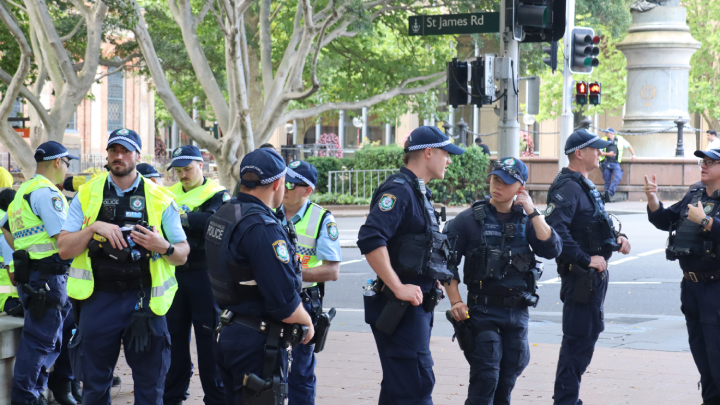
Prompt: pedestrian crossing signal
<box><xmin>575</xmin><ymin>81</ymin><xmax>588</xmax><ymax>106</ymax></box>
<box><xmin>589</xmin><ymin>82</ymin><xmax>601</xmax><ymax>106</ymax></box>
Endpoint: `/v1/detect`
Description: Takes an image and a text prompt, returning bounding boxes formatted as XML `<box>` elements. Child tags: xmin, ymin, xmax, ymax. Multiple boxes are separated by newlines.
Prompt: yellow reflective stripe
<box><xmin>27</xmin><ymin>242</ymin><xmax>57</xmax><ymax>253</ymax></box>
<box><xmin>69</xmin><ymin>267</ymin><xmax>93</xmax><ymax>281</ymax></box>
<box><xmin>152</xmin><ymin>276</ymin><xmax>178</xmax><ymax>297</ymax></box>
<box><xmin>0</xmin><ymin>285</ymin><xmax>14</xmax><ymax>294</ymax></box>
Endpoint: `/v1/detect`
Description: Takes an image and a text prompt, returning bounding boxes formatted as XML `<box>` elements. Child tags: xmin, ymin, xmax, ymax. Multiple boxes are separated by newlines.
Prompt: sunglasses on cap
<box><xmin>492</xmin><ymin>161</ymin><xmax>526</xmax><ymax>185</ymax></box>
<box><xmin>285</xmin><ymin>182</ymin><xmax>310</xmax><ymax>190</ymax></box>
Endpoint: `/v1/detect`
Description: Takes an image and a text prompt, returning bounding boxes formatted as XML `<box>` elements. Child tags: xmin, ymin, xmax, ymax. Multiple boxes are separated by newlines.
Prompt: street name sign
<box><xmin>408</xmin><ymin>12</ymin><xmax>501</xmax><ymax>36</ymax></box>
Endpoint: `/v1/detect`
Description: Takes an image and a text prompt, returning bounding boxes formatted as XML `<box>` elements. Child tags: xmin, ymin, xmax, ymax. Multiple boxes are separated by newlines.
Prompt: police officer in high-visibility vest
<box><xmin>443</xmin><ymin>157</ymin><xmax>562</xmax><ymax>404</ymax></box>
<box><xmin>1</xmin><ymin>142</ymin><xmax>76</xmax><ymax>405</ymax></box>
<box><xmin>163</xmin><ymin>145</ymin><xmax>229</xmax><ymax>405</ymax></box>
<box><xmin>58</xmin><ymin>129</ymin><xmax>190</xmax><ymax>405</ymax></box>
<box><xmin>207</xmin><ymin>148</ymin><xmax>314</xmax><ymax>405</ymax></box>
<box><xmin>358</xmin><ymin>126</ymin><xmax>463</xmax><ymax>404</ymax></box>
<box><xmin>646</xmin><ymin>148</ymin><xmax>720</xmax><ymax>404</ymax></box>
<box><xmin>137</xmin><ymin>163</ymin><xmax>165</xmax><ymax>186</ymax></box>
<box><xmin>546</xmin><ymin>129</ymin><xmax>632</xmax><ymax>405</ymax></box>
<box><xmin>277</xmin><ymin>160</ymin><xmax>341</xmax><ymax>405</ymax></box>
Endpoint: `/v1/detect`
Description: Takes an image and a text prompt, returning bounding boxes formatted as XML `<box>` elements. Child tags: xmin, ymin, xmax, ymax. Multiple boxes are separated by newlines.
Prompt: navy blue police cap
<box><xmin>694</xmin><ymin>149</ymin><xmax>720</xmax><ymax>160</ymax></box>
<box><xmin>603</xmin><ymin>127</ymin><xmax>616</xmax><ymax>134</ymax></box>
<box><xmin>239</xmin><ymin>148</ymin><xmax>296</xmax><ymax>189</ymax></box>
<box><xmin>564</xmin><ymin>128</ymin><xmax>613</xmax><ymax>155</ymax></box>
<box><xmin>286</xmin><ymin>161</ymin><xmax>318</xmax><ymax>190</ymax></box>
<box><xmin>34</xmin><ymin>141</ymin><xmax>78</xmax><ymax>162</ymax></box>
<box><xmin>489</xmin><ymin>157</ymin><xmax>528</xmax><ymax>186</ymax></box>
<box><xmin>406</xmin><ymin>126</ymin><xmax>465</xmax><ymax>155</ymax></box>
<box><xmin>107</xmin><ymin>128</ymin><xmax>142</xmax><ymax>152</ymax></box>
<box><xmin>167</xmin><ymin>145</ymin><xmax>204</xmax><ymax>170</ymax></box>
<box><xmin>137</xmin><ymin>163</ymin><xmax>162</xmax><ymax>178</ymax></box>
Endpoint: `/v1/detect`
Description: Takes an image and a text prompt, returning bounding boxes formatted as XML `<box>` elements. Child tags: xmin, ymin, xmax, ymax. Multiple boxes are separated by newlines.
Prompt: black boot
<box><xmin>71</xmin><ymin>379</ymin><xmax>82</xmax><ymax>403</ymax></box>
<box><xmin>112</xmin><ymin>375</ymin><xmax>121</xmax><ymax>387</ymax></box>
<box><xmin>48</xmin><ymin>374</ymin><xmax>77</xmax><ymax>405</ymax></box>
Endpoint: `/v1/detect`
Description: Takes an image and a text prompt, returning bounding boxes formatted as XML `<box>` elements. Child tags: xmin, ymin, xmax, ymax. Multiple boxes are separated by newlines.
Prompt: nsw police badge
<box><xmin>173</xmin><ymin>148</ymin><xmax>182</xmax><ymax>157</ymax></box>
<box><xmin>704</xmin><ymin>203</ymin><xmax>715</xmax><ymax>214</ymax></box>
<box><xmin>289</xmin><ymin>161</ymin><xmax>301</xmax><ymax>168</ymax></box>
<box><xmin>379</xmin><ymin>194</ymin><xmax>396</xmax><ymax>212</ymax></box>
<box><xmin>130</xmin><ymin>196</ymin><xmax>145</xmax><ymax>211</ymax></box>
<box><xmin>327</xmin><ymin>222</ymin><xmax>339</xmax><ymax>241</ymax></box>
<box><xmin>273</xmin><ymin>240</ymin><xmax>290</xmax><ymax>263</ymax></box>
<box><xmin>52</xmin><ymin>197</ymin><xmax>64</xmax><ymax>212</ymax></box>
<box><xmin>545</xmin><ymin>203</ymin><xmax>556</xmax><ymax>216</ymax></box>
<box><xmin>222</xmin><ymin>192</ymin><xmax>231</xmax><ymax>202</ymax></box>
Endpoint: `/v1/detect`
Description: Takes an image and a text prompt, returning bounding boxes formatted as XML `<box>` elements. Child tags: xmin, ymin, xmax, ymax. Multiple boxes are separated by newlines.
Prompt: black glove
<box><xmin>125</xmin><ymin>311</ymin><xmax>158</xmax><ymax>353</ymax></box>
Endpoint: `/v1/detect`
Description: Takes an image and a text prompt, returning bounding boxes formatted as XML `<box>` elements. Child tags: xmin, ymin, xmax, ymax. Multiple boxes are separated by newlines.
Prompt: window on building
<box><xmin>107</xmin><ymin>69</ymin><xmax>124</xmax><ymax>132</ymax></box>
<box><xmin>67</xmin><ymin>112</ymin><xmax>77</xmax><ymax>132</ymax></box>
<box><xmin>11</xmin><ymin>98</ymin><xmax>23</xmax><ymax>118</ymax></box>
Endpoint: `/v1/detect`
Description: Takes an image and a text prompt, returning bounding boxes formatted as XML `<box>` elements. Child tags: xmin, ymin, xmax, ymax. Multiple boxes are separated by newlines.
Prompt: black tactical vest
<box><xmin>463</xmin><ymin>200</ymin><xmax>536</xmax><ymax>294</ymax></box>
<box><xmin>91</xmin><ymin>179</ymin><xmax>152</xmax><ymax>281</ymax></box>
<box><xmin>667</xmin><ymin>188</ymin><xmax>720</xmax><ymax>261</ymax></box>
<box><xmin>549</xmin><ymin>171</ymin><xmax>620</xmax><ymax>255</ymax></box>
<box><xmin>380</xmin><ymin>173</ymin><xmax>454</xmax><ymax>282</ymax></box>
<box><xmin>205</xmin><ymin>200</ymin><xmax>302</xmax><ymax>307</ymax></box>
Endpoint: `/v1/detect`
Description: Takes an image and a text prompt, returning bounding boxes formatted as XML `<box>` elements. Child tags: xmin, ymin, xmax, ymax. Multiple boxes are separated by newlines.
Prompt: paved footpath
<box><xmin>105</xmin><ymin>328</ymin><xmax>701</xmax><ymax>405</ymax></box>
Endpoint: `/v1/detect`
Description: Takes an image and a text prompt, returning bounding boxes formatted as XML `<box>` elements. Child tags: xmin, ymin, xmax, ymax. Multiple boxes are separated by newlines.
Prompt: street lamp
<box><xmin>352</xmin><ymin>117</ymin><xmax>363</xmax><ymax>148</ymax></box>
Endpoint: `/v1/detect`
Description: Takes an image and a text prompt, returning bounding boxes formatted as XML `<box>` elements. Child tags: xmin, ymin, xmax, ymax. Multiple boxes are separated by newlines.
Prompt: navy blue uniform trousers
<box><xmin>164</xmin><ymin>269</ymin><xmax>224</xmax><ymax>405</ymax></box>
<box><xmin>68</xmin><ymin>288</ymin><xmax>171</xmax><ymax>405</ymax></box>
<box><xmin>464</xmin><ymin>306</ymin><xmax>530</xmax><ymax>405</ymax></box>
<box><xmin>214</xmin><ymin>322</ymin><xmax>289</xmax><ymax>405</ymax></box>
<box><xmin>681</xmin><ymin>278</ymin><xmax>720</xmax><ymax>404</ymax></box>
<box><xmin>53</xmin><ymin>308</ymin><xmax>76</xmax><ymax>382</ymax></box>
<box><xmin>553</xmin><ymin>270</ymin><xmax>608</xmax><ymax>405</ymax></box>
<box><xmin>12</xmin><ymin>272</ymin><xmax>71</xmax><ymax>404</ymax></box>
<box><xmin>602</xmin><ymin>162</ymin><xmax>623</xmax><ymax>196</ymax></box>
<box><xmin>365</xmin><ymin>292</ymin><xmax>435</xmax><ymax>405</ymax></box>
<box><xmin>288</xmin><ymin>294</ymin><xmax>320</xmax><ymax>405</ymax></box>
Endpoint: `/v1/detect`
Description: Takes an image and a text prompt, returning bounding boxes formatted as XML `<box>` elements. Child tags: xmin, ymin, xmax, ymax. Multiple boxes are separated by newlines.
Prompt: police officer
<box><xmin>206</xmin><ymin>148</ymin><xmax>314</xmax><ymax>405</ymax></box>
<box><xmin>163</xmin><ymin>145</ymin><xmax>228</xmax><ymax>405</ymax></box>
<box><xmin>444</xmin><ymin>157</ymin><xmax>562</xmax><ymax>404</ymax></box>
<box><xmin>358</xmin><ymin>126</ymin><xmax>462</xmax><ymax>404</ymax></box>
<box><xmin>138</xmin><ymin>163</ymin><xmax>165</xmax><ymax>186</ymax></box>
<box><xmin>57</xmin><ymin>128</ymin><xmax>190</xmax><ymax>405</ymax></box>
<box><xmin>1</xmin><ymin>142</ymin><xmax>76</xmax><ymax>405</ymax></box>
<box><xmin>546</xmin><ymin>129</ymin><xmax>632</xmax><ymax>405</ymax></box>
<box><xmin>277</xmin><ymin>160</ymin><xmax>341</xmax><ymax>405</ymax></box>
<box><xmin>646</xmin><ymin>148</ymin><xmax>720</xmax><ymax>404</ymax></box>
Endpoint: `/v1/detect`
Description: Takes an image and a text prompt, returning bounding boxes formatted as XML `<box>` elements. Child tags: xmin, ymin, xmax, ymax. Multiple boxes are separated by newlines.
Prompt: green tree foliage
<box><xmin>685</xmin><ymin>0</ymin><xmax>720</xmax><ymax>128</ymax></box>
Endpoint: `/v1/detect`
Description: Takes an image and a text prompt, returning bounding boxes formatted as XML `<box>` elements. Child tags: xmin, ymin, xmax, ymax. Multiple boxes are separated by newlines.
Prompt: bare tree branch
<box><xmin>280</xmin><ymin>73</ymin><xmax>445</xmax><ymax>122</ymax></box>
<box><xmin>259</xmin><ymin>0</ymin><xmax>273</xmax><ymax>94</ymax></box>
<box><xmin>208</xmin><ymin>0</ymin><xmax>228</xmax><ymax>35</ymax></box>
<box><xmin>6</xmin><ymin>0</ymin><xmax>25</xmax><ymax>12</ymax></box>
<box><xmin>66</xmin><ymin>0</ymin><xmax>90</xmax><ymax>19</ymax></box>
<box><xmin>0</xmin><ymin>68</ymin><xmax>52</xmax><ymax>126</ymax></box>
<box><xmin>73</xmin><ymin>53</ymin><xmax>142</xmax><ymax>71</ymax></box>
<box><xmin>195</xmin><ymin>0</ymin><xmax>212</xmax><ymax>28</ymax></box>
<box><xmin>32</xmin><ymin>0</ymin><xmax>79</xmax><ymax>88</ymax></box>
<box><xmin>59</xmin><ymin>18</ymin><xmax>84</xmax><ymax>41</ymax></box>
<box><xmin>93</xmin><ymin>65</ymin><xmax>142</xmax><ymax>82</ymax></box>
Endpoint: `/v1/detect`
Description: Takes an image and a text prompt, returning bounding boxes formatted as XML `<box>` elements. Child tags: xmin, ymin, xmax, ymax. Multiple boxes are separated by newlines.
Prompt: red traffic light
<box><xmin>589</xmin><ymin>82</ymin><xmax>601</xmax><ymax>94</ymax></box>
<box><xmin>576</xmin><ymin>82</ymin><xmax>588</xmax><ymax>95</ymax></box>
<box><xmin>592</xmin><ymin>36</ymin><xmax>600</xmax><ymax>45</ymax></box>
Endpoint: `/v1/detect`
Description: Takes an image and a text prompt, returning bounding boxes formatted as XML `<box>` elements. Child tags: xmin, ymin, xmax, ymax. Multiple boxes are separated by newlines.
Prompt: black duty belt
<box><xmin>175</xmin><ymin>261</ymin><xmax>208</xmax><ymax>273</ymax></box>
<box><xmin>684</xmin><ymin>270</ymin><xmax>720</xmax><ymax>283</ymax></box>
<box><xmin>468</xmin><ymin>292</ymin><xmax>527</xmax><ymax>309</ymax></box>
<box><xmin>31</xmin><ymin>262</ymin><xmax>69</xmax><ymax>275</ymax></box>
<box><xmin>94</xmin><ymin>275</ymin><xmax>152</xmax><ymax>292</ymax></box>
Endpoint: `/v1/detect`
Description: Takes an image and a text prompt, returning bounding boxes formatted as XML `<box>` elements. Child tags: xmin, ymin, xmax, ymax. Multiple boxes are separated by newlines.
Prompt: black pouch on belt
<box><xmin>445</xmin><ymin>310</ymin><xmax>476</xmax><ymax>353</ymax></box>
<box><xmin>13</xmin><ymin>250</ymin><xmax>31</xmax><ymax>284</ymax></box>
<box><xmin>571</xmin><ymin>266</ymin><xmax>594</xmax><ymax>304</ymax></box>
<box><xmin>423</xmin><ymin>286</ymin><xmax>444</xmax><ymax>313</ymax></box>
<box><xmin>312</xmin><ymin>308</ymin><xmax>336</xmax><ymax>353</ymax></box>
<box><xmin>375</xmin><ymin>286</ymin><xmax>410</xmax><ymax>336</ymax></box>
<box><xmin>23</xmin><ymin>283</ymin><xmax>46</xmax><ymax>320</ymax></box>
<box><xmin>242</xmin><ymin>373</ymin><xmax>287</xmax><ymax>405</ymax></box>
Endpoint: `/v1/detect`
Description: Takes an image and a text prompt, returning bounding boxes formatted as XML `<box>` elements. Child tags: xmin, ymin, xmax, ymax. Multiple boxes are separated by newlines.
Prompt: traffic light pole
<box><xmin>498</xmin><ymin>0</ymin><xmax>520</xmax><ymax>159</ymax></box>
<box><xmin>559</xmin><ymin>0</ymin><xmax>576</xmax><ymax>171</ymax></box>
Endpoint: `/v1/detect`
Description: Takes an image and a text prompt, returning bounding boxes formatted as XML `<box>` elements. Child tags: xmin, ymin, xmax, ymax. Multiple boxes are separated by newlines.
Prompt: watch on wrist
<box><xmin>527</xmin><ymin>207</ymin><xmax>541</xmax><ymax>220</ymax></box>
<box><xmin>164</xmin><ymin>244</ymin><xmax>175</xmax><ymax>256</ymax></box>
<box><xmin>701</xmin><ymin>216</ymin><xmax>711</xmax><ymax>227</ymax></box>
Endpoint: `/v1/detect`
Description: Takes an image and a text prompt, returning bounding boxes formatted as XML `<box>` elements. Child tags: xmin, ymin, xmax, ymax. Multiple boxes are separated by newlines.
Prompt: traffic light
<box><xmin>447</xmin><ymin>58</ymin><xmax>469</xmax><ymax>108</ymax></box>
<box><xmin>542</xmin><ymin>41</ymin><xmax>558</xmax><ymax>74</ymax></box>
<box><xmin>589</xmin><ymin>82</ymin><xmax>601</xmax><ymax>105</ymax></box>
<box><xmin>513</xmin><ymin>0</ymin><xmax>567</xmax><ymax>43</ymax></box>
<box><xmin>575</xmin><ymin>81</ymin><xmax>588</xmax><ymax>106</ymax></box>
<box><xmin>570</xmin><ymin>27</ymin><xmax>600</xmax><ymax>74</ymax></box>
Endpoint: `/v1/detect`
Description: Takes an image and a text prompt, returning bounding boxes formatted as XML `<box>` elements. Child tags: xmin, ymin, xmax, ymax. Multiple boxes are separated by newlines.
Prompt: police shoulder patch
<box><xmin>545</xmin><ymin>203</ymin><xmax>556</xmax><ymax>216</ymax></box>
<box><xmin>704</xmin><ymin>202</ymin><xmax>715</xmax><ymax>214</ymax></box>
<box><xmin>222</xmin><ymin>192</ymin><xmax>231</xmax><ymax>202</ymax></box>
<box><xmin>170</xmin><ymin>201</ymin><xmax>180</xmax><ymax>213</ymax></box>
<box><xmin>326</xmin><ymin>222</ymin><xmax>339</xmax><ymax>241</ymax></box>
<box><xmin>378</xmin><ymin>194</ymin><xmax>397</xmax><ymax>212</ymax></box>
<box><xmin>52</xmin><ymin>197</ymin><xmax>64</xmax><ymax>212</ymax></box>
<box><xmin>273</xmin><ymin>240</ymin><xmax>290</xmax><ymax>263</ymax></box>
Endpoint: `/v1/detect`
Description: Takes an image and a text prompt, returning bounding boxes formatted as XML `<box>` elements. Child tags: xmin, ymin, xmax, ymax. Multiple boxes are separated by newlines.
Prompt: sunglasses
<box><xmin>285</xmin><ymin>182</ymin><xmax>310</xmax><ymax>190</ymax></box>
<box><xmin>492</xmin><ymin>161</ymin><xmax>526</xmax><ymax>184</ymax></box>
<box><xmin>61</xmin><ymin>158</ymin><xmax>71</xmax><ymax>168</ymax></box>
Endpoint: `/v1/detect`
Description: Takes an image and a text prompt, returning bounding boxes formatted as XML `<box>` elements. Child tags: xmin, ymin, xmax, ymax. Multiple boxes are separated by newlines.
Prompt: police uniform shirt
<box><xmin>61</xmin><ymin>173</ymin><xmax>187</xmax><ymax>245</ymax></box>
<box><xmin>648</xmin><ymin>191</ymin><xmax>720</xmax><ymax>272</ymax></box>
<box><xmin>1</xmin><ymin>175</ymin><xmax>68</xmax><ymax>240</ymax></box>
<box><xmin>0</xmin><ymin>231</ymin><xmax>13</xmax><ymax>266</ymax></box>
<box><xmin>545</xmin><ymin>168</ymin><xmax>611</xmax><ymax>267</ymax></box>
<box><xmin>279</xmin><ymin>200</ymin><xmax>342</xmax><ymax>262</ymax></box>
<box><xmin>226</xmin><ymin>193</ymin><xmax>302</xmax><ymax>320</ymax></box>
<box><xmin>444</xmin><ymin>199</ymin><xmax>562</xmax><ymax>284</ymax></box>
